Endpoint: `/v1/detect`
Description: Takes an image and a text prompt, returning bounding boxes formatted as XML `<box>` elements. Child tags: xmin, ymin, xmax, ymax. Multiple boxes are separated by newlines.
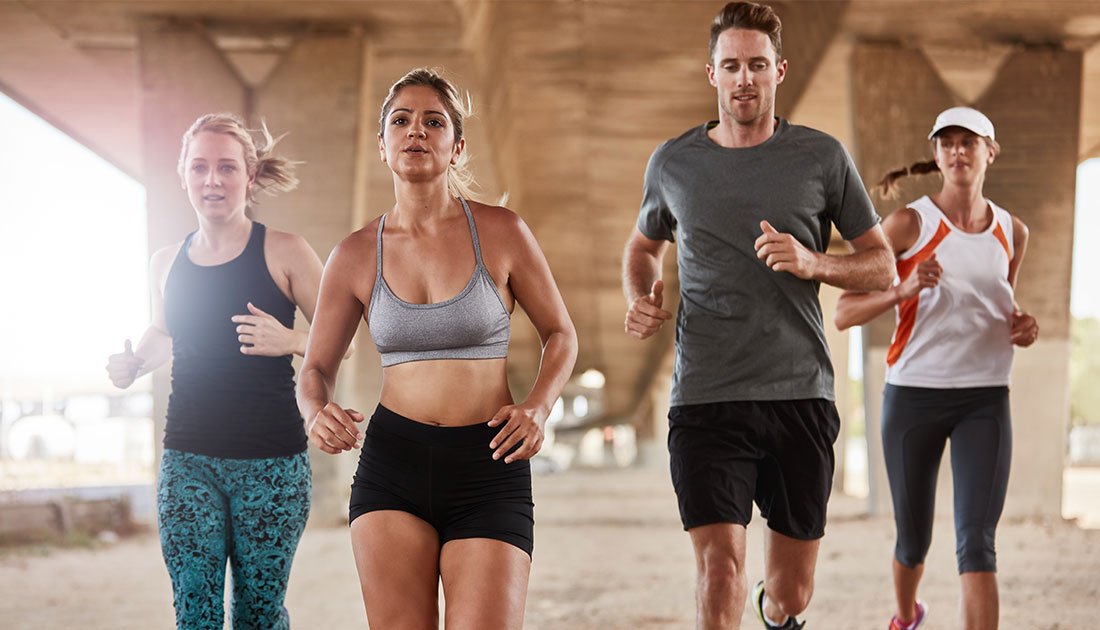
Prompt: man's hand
<box><xmin>754</xmin><ymin>220</ymin><xmax>820</xmax><ymax>280</ymax></box>
<box><xmin>625</xmin><ymin>280</ymin><xmax>672</xmax><ymax>340</ymax></box>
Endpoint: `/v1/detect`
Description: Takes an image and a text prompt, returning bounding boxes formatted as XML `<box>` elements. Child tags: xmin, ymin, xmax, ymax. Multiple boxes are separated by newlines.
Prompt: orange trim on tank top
<box><xmin>992</xmin><ymin>221</ymin><xmax>1011</xmax><ymax>263</ymax></box>
<box><xmin>886</xmin><ymin>219</ymin><xmax>951</xmax><ymax>366</ymax></box>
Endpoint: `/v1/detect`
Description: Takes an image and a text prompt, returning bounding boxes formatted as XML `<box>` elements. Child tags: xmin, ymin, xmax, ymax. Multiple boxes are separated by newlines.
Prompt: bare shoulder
<box><xmin>882</xmin><ymin>206</ymin><xmax>921</xmax><ymax>253</ymax></box>
<box><xmin>883</xmin><ymin>205</ymin><xmax>920</xmax><ymax>229</ymax></box>
<box><xmin>265</xmin><ymin>226</ymin><xmax>309</xmax><ymax>250</ymax></box>
<box><xmin>327</xmin><ymin>217</ymin><xmax>380</xmax><ymax>270</ymax></box>
<box><xmin>150</xmin><ymin>240</ymin><xmax>184</xmax><ymax>275</ymax></box>
<box><xmin>265</xmin><ymin>226</ymin><xmax>319</xmax><ymax>262</ymax></box>
<box><xmin>1010</xmin><ymin>213</ymin><xmax>1029</xmax><ymax>239</ymax></box>
<box><xmin>467</xmin><ymin>200</ymin><xmax>532</xmax><ymax>243</ymax></box>
<box><xmin>148</xmin><ymin>240</ymin><xmax>185</xmax><ymax>294</ymax></box>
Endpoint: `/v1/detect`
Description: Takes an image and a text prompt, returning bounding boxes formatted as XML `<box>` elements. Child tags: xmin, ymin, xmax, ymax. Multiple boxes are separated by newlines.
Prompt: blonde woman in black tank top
<box><xmin>298</xmin><ymin>69</ymin><xmax>578</xmax><ymax>629</ymax></box>
<box><xmin>105</xmin><ymin>114</ymin><xmax>336</xmax><ymax>628</ymax></box>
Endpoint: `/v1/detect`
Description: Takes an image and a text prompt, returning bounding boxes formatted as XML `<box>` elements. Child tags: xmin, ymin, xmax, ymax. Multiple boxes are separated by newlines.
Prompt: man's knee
<box><xmin>768</xmin><ymin>580</ymin><xmax>814</xmax><ymax>617</ymax></box>
<box><xmin>699</xmin><ymin>547</ymin><xmax>745</xmax><ymax>590</ymax></box>
<box><xmin>690</xmin><ymin>524</ymin><xmax>748</xmax><ymax>592</ymax></box>
<box><xmin>696</xmin><ymin>541</ymin><xmax>749</xmax><ymax>606</ymax></box>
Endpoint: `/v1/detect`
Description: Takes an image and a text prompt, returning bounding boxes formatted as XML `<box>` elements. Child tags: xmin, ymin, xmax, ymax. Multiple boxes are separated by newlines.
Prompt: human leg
<box><xmin>689</xmin><ymin>523</ymin><xmax>749</xmax><ymax>629</ymax></box>
<box><xmin>439</xmin><ymin>538</ymin><xmax>531</xmax><ymax>630</ymax></box>
<box><xmin>757</xmin><ymin>529</ymin><xmax>820</xmax><ymax>625</ymax></box>
<box><xmin>950</xmin><ymin>387</ymin><xmax>1011</xmax><ymax>630</ymax></box>
<box><xmin>882</xmin><ymin>385</ymin><xmax>950</xmax><ymax>623</ymax></box>
<box><xmin>668</xmin><ymin>403</ymin><xmax>760</xmax><ymax>629</ymax></box>
<box><xmin>750</xmin><ymin>399</ymin><xmax>841</xmax><ymax>627</ymax></box>
<box><xmin>225</xmin><ymin>452</ymin><xmax>312</xmax><ymax>629</ymax></box>
<box><xmin>157</xmin><ymin>449</ymin><xmax>230</xmax><ymax>630</ymax></box>
<box><xmin>351</xmin><ymin>511</ymin><xmax>442</xmax><ymax>630</ymax></box>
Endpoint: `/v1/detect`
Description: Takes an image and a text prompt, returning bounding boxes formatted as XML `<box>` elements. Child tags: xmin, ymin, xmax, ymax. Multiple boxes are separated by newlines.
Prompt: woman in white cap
<box><xmin>834</xmin><ymin>106</ymin><xmax>1038</xmax><ymax>630</ymax></box>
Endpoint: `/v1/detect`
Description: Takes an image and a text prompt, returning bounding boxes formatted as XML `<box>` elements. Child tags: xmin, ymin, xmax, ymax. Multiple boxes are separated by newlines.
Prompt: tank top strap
<box><xmin>898</xmin><ymin>196</ymin><xmax>944</xmax><ymax>261</ymax></box>
<box><xmin>246</xmin><ymin>221</ymin><xmax>266</xmax><ymax>251</ymax></box>
<box><xmin>242</xmin><ymin>222</ymin><xmax>266</xmax><ymax>270</ymax></box>
<box><xmin>177</xmin><ymin>230</ymin><xmax>198</xmax><ymax>265</ymax></box>
<box><xmin>459</xmin><ymin>197</ymin><xmax>485</xmax><ymax>267</ymax></box>
<box><xmin>987</xmin><ymin>199</ymin><xmax>1015</xmax><ymax>259</ymax></box>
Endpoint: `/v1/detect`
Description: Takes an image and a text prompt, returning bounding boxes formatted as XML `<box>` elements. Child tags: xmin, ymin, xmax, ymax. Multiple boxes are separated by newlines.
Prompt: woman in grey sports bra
<box><xmin>298</xmin><ymin>68</ymin><xmax>578</xmax><ymax>629</ymax></box>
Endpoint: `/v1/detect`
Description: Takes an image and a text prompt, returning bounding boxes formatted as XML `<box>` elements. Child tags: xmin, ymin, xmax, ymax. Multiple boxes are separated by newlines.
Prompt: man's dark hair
<box><xmin>709</xmin><ymin>2</ymin><xmax>783</xmax><ymax>60</ymax></box>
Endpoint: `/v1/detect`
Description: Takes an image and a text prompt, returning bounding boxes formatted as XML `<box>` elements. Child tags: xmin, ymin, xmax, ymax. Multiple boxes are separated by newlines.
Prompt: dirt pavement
<box><xmin>2</xmin><ymin>467</ymin><xmax>1097</xmax><ymax>629</ymax></box>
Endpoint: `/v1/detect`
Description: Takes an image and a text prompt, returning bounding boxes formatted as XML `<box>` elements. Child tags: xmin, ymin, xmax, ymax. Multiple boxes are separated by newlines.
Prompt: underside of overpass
<box><xmin>3</xmin><ymin>0</ymin><xmax>1098</xmax><ymax>521</ymax></box>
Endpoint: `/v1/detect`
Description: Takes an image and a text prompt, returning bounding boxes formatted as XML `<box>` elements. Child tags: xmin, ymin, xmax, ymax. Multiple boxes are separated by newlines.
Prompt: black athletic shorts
<box><xmin>668</xmin><ymin>399</ymin><xmax>840</xmax><ymax>540</ymax></box>
<box><xmin>349</xmin><ymin>404</ymin><xmax>534</xmax><ymax>556</ymax></box>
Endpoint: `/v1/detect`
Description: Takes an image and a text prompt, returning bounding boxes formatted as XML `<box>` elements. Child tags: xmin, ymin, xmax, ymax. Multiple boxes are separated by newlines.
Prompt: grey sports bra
<box><xmin>368</xmin><ymin>198</ymin><xmax>511</xmax><ymax>367</ymax></box>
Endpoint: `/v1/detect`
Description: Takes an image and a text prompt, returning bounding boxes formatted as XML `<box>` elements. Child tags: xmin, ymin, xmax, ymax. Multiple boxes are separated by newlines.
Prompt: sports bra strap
<box><xmin>458</xmin><ymin>197</ymin><xmax>484</xmax><ymax>267</ymax></box>
<box><xmin>375</xmin><ymin>198</ymin><xmax>480</xmax><ymax>289</ymax></box>
<box><xmin>375</xmin><ymin>214</ymin><xmax>387</xmax><ymax>284</ymax></box>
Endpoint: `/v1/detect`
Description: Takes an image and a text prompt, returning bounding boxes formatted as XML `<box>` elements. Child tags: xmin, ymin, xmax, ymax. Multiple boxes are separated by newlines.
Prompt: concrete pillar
<box><xmin>976</xmin><ymin>48</ymin><xmax>1080</xmax><ymax>517</ymax></box>
<box><xmin>137</xmin><ymin>19</ymin><xmax>248</xmax><ymax>475</ymax></box>
<box><xmin>253</xmin><ymin>30</ymin><xmax>366</xmax><ymax>525</ymax></box>
<box><xmin>851</xmin><ymin>41</ymin><xmax>1081</xmax><ymax>518</ymax></box>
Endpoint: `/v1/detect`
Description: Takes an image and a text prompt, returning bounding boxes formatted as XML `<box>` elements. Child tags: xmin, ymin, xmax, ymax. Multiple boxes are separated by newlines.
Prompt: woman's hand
<box><xmin>232</xmin><ymin>302</ymin><xmax>301</xmax><ymax>357</ymax></box>
<box><xmin>105</xmin><ymin>339</ymin><xmax>144</xmax><ymax>389</ymax></box>
<box><xmin>487</xmin><ymin>402</ymin><xmax>548</xmax><ymax>464</ymax></box>
<box><xmin>896</xmin><ymin>254</ymin><xmax>942</xmax><ymax>300</ymax></box>
<box><xmin>1011</xmin><ymin>309</ymin><xmax>1039</xmax><ymax>347</ymax></box>
<box><xmin>306</xmin><ymin>402</ymin><xmax>365</xmax><ymax>455</ymax></box>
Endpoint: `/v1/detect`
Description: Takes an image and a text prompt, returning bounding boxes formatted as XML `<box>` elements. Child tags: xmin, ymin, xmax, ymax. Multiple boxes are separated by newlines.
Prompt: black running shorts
<box><xmin>349</xmin><ymin>404</ymin><xmax>535</xmax><ymax>556</ymax></box>
<box><xmin>668</xmin><ymin>399</ymin><xmax>840</xmax><ymax>540</ymax></box>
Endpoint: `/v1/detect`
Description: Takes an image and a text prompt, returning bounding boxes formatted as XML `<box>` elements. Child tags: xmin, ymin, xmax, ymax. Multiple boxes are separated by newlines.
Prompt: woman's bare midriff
<box><xmin>379</xmin><ymin>357</ymin><xmax>513</xmax><ymax>426</ymax></box>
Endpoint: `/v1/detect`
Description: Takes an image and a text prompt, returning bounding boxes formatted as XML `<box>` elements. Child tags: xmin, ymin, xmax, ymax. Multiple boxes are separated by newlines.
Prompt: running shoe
<box><xmin>888</xmin><ymin>600</ymin><xmax>928</xmax><ymax>630</ymax></box>
<box><xmin>752</xmin><ymin>580</ymin><xmax>806</xmax><ymax>629</ymax></box>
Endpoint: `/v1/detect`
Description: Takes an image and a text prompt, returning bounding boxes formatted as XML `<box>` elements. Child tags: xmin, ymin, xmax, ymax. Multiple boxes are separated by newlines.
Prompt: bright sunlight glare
<box><xmin>0</xmin><ymin>93</ymin><xmax>148</xmax><ymax>398</ymax></box>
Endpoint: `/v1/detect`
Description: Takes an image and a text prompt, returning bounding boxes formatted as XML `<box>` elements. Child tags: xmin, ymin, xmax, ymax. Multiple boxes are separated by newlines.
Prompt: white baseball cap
<box><xmin>928</xmin><ymin>106</ymin><xmax>995</xmax><ymax>141</ymax></box>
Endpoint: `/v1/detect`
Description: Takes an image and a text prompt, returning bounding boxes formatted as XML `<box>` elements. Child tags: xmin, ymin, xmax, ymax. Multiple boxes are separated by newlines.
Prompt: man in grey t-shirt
<box><xmin>622</xmin><ymin>3</ymin><xmax>894</xmax><ymax>629</ymax></box>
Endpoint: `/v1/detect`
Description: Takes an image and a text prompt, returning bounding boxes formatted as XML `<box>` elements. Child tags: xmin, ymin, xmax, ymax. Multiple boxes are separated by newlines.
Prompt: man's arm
<box><xmin>622</xmin><ymin>228</ymin><xmax>672</xmax><ymax>340</ymax></box>
<box><xmin>754</xmin><ymin>221</ymin><xmax>894</xmax><ymax>291</ymax></box>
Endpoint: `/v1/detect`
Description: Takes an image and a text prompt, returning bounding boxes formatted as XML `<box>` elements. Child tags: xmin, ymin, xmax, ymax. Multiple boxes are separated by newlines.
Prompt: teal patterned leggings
<box><xmin>157</xmin><ymin>449</ymin><xmax>311</xmax><ymax>629</ymax></box>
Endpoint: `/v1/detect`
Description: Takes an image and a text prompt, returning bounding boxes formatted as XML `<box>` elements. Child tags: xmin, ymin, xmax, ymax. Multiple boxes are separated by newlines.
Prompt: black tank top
<box><xmin>163</xmin><ymin>222</ymin><xmax>306</xmax><ymax>458</ymax></box>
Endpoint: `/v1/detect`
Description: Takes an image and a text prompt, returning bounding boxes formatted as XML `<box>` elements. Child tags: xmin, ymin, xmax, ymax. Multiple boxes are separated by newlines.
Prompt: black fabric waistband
<box><xmin>368</xmin><ymin>404</ymin><xmax>497</xmax><ymax>447</ymax></box>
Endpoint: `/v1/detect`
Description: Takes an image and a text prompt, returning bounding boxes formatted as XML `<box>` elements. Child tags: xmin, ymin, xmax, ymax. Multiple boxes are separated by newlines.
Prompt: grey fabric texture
<box><xmin>368</xmin><ymin>198</ymin><xmax>510</xmax><ymax>367</ymax></box>
<box><xmin>637</xmin><ymin>119</ymin><xmax>879</xmax><ymax>405</ymax></box>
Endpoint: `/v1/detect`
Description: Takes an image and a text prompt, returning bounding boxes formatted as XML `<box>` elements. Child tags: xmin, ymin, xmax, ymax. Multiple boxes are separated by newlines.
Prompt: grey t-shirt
<box><xmin>637</xmin><ymin>118</ymin><xmax>879</xmax><ymax>405</ymax></box>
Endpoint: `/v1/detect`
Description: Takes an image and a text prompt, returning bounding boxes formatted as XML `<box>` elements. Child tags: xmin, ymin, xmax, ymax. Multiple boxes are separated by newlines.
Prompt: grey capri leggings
<box><xmin>882</xmin><ymin>384</ymin><xmax>1011</xmax><ymax>573</ymax></box>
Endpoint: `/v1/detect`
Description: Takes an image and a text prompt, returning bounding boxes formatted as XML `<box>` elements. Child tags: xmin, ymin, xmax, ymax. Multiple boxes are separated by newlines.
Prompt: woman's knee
<box><xmin>956</xmin><ymin>526</ymin><xmax>997</xmax><ymax>573</ymax></box>
<box><xmin>895</xmin><ymin>543</ymin><xmax>928</xmax><ymax>570</ymax></box>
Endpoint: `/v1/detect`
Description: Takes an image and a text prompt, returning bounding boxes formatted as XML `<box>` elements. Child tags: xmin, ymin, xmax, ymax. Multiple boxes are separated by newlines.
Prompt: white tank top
<box><xmin>885</xmin><ymin>195</ymin><xmax>1016</xmax><ymax>388</ymax></box>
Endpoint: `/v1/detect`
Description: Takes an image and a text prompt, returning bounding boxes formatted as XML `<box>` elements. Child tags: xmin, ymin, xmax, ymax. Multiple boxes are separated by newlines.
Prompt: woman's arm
<box><xmin>1008</xmin><ymin>215</ymin><xmax>1038</xmax><ymax>346</ymax></box>
<box><xmin>296</xmin><ymin>235</ymin><xmax>370</xmax><ymax>454</ymax></box>
<box><xmin>487</xmin><ymin>211</ymin><xmax>579</xmax><ymax>464</ymax></box>
<box><xmin>233</xmin><ymin>230</ymin><xmax>355</xmax><ymax>358</ymax></box>
<box><xmin>1007</xmin><ymin>215</ymin><xmax>1030</xmax><ymax>289</ymax></box>
<box><xmin>834</xmin><ymin>207</ymin><xmax>924</xmax><ymax>330</ymax></box>
<box><xmin>106</xmin><ymin>244</ymin><xmax>177</xmax><ymax>388</ymax></box>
